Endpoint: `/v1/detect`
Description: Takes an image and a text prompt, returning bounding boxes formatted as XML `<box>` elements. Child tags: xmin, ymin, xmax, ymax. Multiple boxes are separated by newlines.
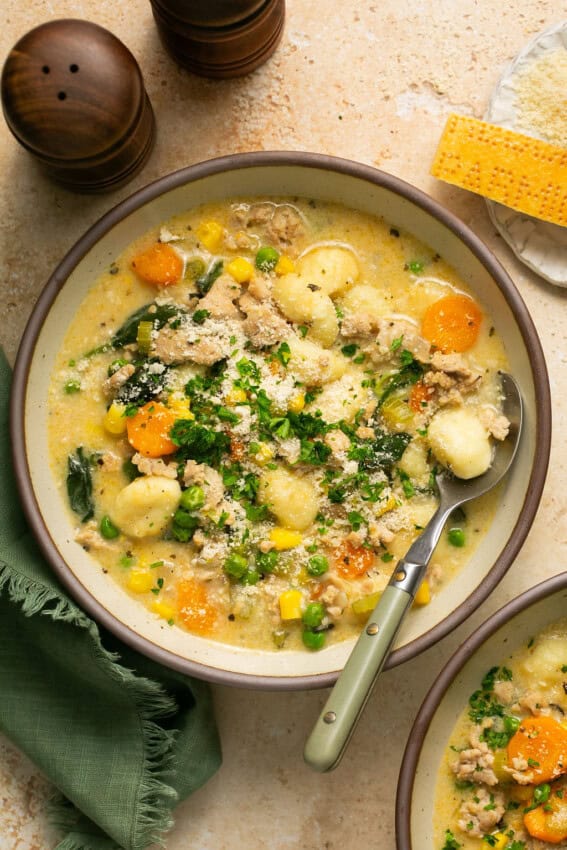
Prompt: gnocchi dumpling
<box><xmin>111</xmin><ymin>476</ymin><xmax>181</xmax><ymax>538</ymax></box>
<box><xmin>340</xmin><ymin>283</ymin><xmax>390</xmax><ymax>320</ymax></box>
<box><xmin>309</xmin><ymin>374</ymin><xmax>371</xmax><ymax>424</ymax></box>
<box><xmin>398</xmin><ymin>440</ymin><xmax>430</xmax><ymax>487</ymax></box>
<box><xmin>298</xmin><ymin>246</ymin><xmax>359</xmax><ymax>296</ymax></box>
<box><xmin>286</xmin><ymin>336</ymin><xmax>346</xmax><ymax>385</ymax></box>
<box><xmin>519</xmin><ymin>636</ymin><xmax>567</xmax><ymax>687</ymax></box>
<box><xmin>258</xmin><ymin>468</ymin><xmax>319</xmax><ymax>530</ymax></box>
<box><xmin>272</xmin><ymin>273</ymin><xmax>338</xmax><ymax>347</ymax></box>
<box><xmin>427</xmin><ymin>407</ymin><xmax>492</xmax><ymax>480</ymax></box>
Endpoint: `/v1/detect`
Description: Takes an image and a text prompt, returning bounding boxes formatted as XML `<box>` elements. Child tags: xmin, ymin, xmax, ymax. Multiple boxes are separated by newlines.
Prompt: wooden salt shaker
<box><xmin>1</xmin><ymin>19</ymin><xmax>156</xmax><ymax>192</ymax></box>
<box><xmin>149</xmin><ymin>0</ymin><xmax>285</xmax><ymax>78</ymax></box>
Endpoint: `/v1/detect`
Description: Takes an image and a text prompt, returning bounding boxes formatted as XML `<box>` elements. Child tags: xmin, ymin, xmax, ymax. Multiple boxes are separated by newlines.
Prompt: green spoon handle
<box><xmin>303</xmin><ymin>583</ymin><xmax>413</xmax><ymax>772</ymax></box>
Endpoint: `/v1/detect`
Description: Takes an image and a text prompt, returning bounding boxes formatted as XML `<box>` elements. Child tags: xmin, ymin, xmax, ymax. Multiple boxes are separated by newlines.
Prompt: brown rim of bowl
<box><xmin>395</xmin><ymin>571</ymin><xmax>567</xmax><ymax>850</ymax></box>
<box><xmin>10</xmin><ymin>150</ymin><xmax>552</xmax><ymax>690</ymax></box>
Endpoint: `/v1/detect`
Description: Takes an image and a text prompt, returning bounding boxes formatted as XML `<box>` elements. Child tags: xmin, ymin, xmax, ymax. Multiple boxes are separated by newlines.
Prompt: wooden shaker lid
<box><xmin>1</xmin><ymin>19</ymin><xmax>155</xmax><ymax>192</ymax></box>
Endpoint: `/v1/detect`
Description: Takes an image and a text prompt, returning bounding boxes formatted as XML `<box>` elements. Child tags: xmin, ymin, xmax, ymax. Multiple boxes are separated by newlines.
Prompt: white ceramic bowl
<box><xmin>11</xmin><ymin>152</ymin><xmax>551</xmax><ymax>689</ymax></box>
<box><xmin>396</xmin><ymin>572</ymin><xmax>567</xmax><ymax>849</ymax></box>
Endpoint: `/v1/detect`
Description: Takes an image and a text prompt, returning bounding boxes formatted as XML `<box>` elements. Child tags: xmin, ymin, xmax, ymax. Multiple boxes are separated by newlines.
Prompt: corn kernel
<box><xmin>196</xmin><ymin>220</ymin><xmax>224</xmax><ymax>253</ymax></box>
<box><xmin>226</xmin><ymin>257</ymin><xmax>255</xmax><ymax>283</ymax></box>
<box><xmin>413</xmin><ymin>580</ymin><xmax>431</xmax><ymax>607</ymax></box>
<box><xmin>225</xmin><ymin>388</ymin><xmax>247</xmax><ymax>406</ymax></box>
<box><xmin>269</xmin><ymin>528</ymin><xmax>303</xmax><ymax>550</ymax></box>
<box><xmin>279</xmin><ymin>589</ymin><xmax>303</xmax><ymax>621</ymax></box>
<box><xmin>288</xmin><ymin>393</ymin><xmax>305</xmax><ymax>413</ymax></box>
<box><xmin>103</xmin><ymin>402</ymin><xmax>127</xmax><ymax>434</ymax></box>
<box><xmin>275</xmin><ymin>255</ymin><xmax>295</xmax><ymax>275</ymax></box>
<box><xmin>352</xmin><ymin>592</ymin><xmax>381</xmax><ymax>617</ymax></box>
<box><xmin>152</xmin><ymin>600</ymin><xmax>176</xmax><ymax>621</ymax></box>
<box><xmin>374</xmin><ymin>493</ymin><xmax>397</xmax><ymax>519</ymax></box>
<box><xmin>167</xmin><ymin>392</ymin><xmax>194</xmax><ymax>419</ymax></box>
<box><xmin>252</xmin><ymin>442</ymin><xmax>274</xmax><ymax>465</ymax></box>
<box><xmin>483</xmin><ymin>833</ymin><xmax>508</xmax><ymax>850</ymax></box>
<box><xmin>127</xmin><ymin>570</ymin><xmax>154</xmax><ymax>594</ymax></box>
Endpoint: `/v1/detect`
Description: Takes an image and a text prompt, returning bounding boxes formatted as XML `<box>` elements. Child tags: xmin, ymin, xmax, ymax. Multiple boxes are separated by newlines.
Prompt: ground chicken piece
<box><xmin>518</xmin><ymin>691</ymin><xmax>554</xmax><ymax>717</ymax></box>
<box><xmin>247</xmin><ymin>275</ymin><xmax>272</xmax><ymax>301</ymax></box>
<box><xmin>375</xmin><ymin>319</ymin><xmax>431</xmax><ymax>363</ymax></box>
<box><xmin>451</xmin><ymin>724</ymin><xmax>499</xmax><ymax>786</ymax></box>
<box><xmin>132</xmin><ymin>452</ymin><xmax>178</xmax><ymax>479</ymax></box>
<box><xmin>75</xmin><ymin>521</ymin><xmax>120</xmax><ymax>552</ymax></box>
<box><xmin>492</xmin><ymin>679</ymin><xmax>515</xmax><ymax>704</ymax></box>
<box><xmin>234</xmin><ymin>202</ymin><xmax>274</xmax><ymax>227</ymax></box>
<box><xmin>198</xmin><ymin>274</ymin><xmax>242</xmax><ymax>320</ymax></box>
<box><xmin>346</xmin><ymin>528</ymin><xmax>368</xmax><ymax>547</ymax></box>
<box><xmin>430</xmin><ymin>351</ymin><xmax>472</xmax><ymax>375</ymax></box>
<box><xmin>340</xmin><ymin>313</ymin><xmax>382</xmax><ymax>338</ymax></box>
<box><xmin>104</xmin><ymin>363</ymin><xmax>135</xmax><ymax>394</ymax></box>
<box><xmin>456</xmin><ymin>786</ymin><xmax>505</xmax><ymax>837</ymax></box>
<box><xmin>425</xmin><ymin>562</ymin><xmax>443</xmax><ymax>591</ymax></box>
<box><xmin>424</xmin><ymin>351</ymin><xmax>483</xmax><ymax>397</ymax></box>
<box><xmin>183</xmin><ymin>460</ymin><xmax>224</xmax><ymax>510</ymax></box>
<box><xmin>97</xmin><ymin>451</ymin><xmax>123</xmax><ymax>472</ymax></box>
<box><xmin>504</xmin><ymin>755</ymin><xmax>532</xmax><ymax>785</ymax></box>
<box><xmin>223</xmin><ymin>231</ymin><xmax>255</xmax><ymax>251</ymax></box>
<box><xmin>266</xmin><ymin>206</ymin><xmax>304</xmax><ymax>250</ymax></box>
<box><xmin>320</xmin><ymin>583</ymin><xmax>348</xmax><ymax>621</ymax></box>
<box><xmin>368</xmin><ymin>521</ymin><xmax>395</xmax><ymax>547</ymax></box>
<box><xmin>355</xmin><ymin>425</ymin><xmax>375</xmax><ymax>440</ymax></box>
<box><xmin>153</xmin><ymin>326</ymin><xmax>227</xmax><ymax>366</ymax></box>
<box><xmin>239</xmin><ymin>292</ymin><xmax>290</xmax><ymax>348</ymax></box>
<box><xmin>479</xmin><ymin>407</ymin><xmax>510</xmax><ymax>441</ymax></box>
<box><xmin>324</xmin><ymin>429</ymin><xmax>351</xmax><ymax>455</ymax></box>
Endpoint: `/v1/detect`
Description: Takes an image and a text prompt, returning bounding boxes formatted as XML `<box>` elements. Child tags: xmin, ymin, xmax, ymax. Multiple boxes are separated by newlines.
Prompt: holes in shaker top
<box><xmin>69</xmin><ymin>64</ymin><xmax>79</xmax><ymax>73</ymax></box>
<box><xmin>42</xmin><ymin>65</ymin><xmax>50</xmax><ymax>74</ymax></box>
<box><xmin>57</xmin><ymin>91</ymin><xmax>67</xmax><ymax>101</ymax></box>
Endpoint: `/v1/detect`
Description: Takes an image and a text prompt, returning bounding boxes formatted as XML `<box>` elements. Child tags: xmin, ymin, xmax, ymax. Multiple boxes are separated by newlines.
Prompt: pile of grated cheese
<box><xmin>513</xmin><ymin>49</ymin><xmax>567</xmax><ymax>147</ymax></box>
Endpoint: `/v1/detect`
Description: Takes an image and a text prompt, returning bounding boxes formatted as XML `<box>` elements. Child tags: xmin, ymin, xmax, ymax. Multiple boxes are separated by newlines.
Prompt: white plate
<box><xmin>485</xmin><ymin>21</ymin><xmax>567</xmax><ymax>287</ymax></box>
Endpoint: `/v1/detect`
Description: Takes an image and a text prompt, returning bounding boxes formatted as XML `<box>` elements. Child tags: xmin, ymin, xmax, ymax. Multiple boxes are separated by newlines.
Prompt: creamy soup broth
<box><xmin>48</xmin><ymin>197</ymin><xmax>509</xmax><ymax>652</ymax></box>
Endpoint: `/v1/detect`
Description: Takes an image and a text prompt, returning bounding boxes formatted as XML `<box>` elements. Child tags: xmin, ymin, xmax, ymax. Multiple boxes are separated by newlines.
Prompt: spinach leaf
<box><xmin>115</xmin><ymin>359</ymin><xmax>170</xmax><ymax>406</ymax></box>
<box><xmin>111</xmin><ymin>303</ymin><xmax>185</xmax><ymax>349</ymax></box>
<box><xmin>196</xmin><ymin>260</ymin><xmax>223</xmax><ymax>295</ymax></box>
<box><xmin>67</xmin><ymin>447</ymin><xmax>94</xmax><ymax>522</ymax></box>
<box><xmin>376</xmin><ymin>356</ymin><xmax>424</xmax><ymax>406</ymax></box>
<box><xmin>348</xmin><ymin>429</ymin><xmax>411</xmax><ymax>473</ymax></box>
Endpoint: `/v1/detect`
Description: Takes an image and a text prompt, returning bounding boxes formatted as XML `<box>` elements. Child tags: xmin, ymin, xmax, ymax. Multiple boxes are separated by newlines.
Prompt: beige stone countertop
<box><xmin>1</xmin><ymin>1</ymin><xmax>566</xmax><ymax>848</ymax></box>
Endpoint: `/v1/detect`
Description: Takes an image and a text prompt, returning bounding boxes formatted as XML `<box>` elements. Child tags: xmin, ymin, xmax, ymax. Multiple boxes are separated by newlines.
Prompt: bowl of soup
<box><xmin>10</xmin><ymin>152</ymin><xmax>550</xmax><ymax>688</ymax></box>
<box><xmin>397</xmin><ymin>573</ymin><xmax>567</xmax><ymax>850</ymax></box>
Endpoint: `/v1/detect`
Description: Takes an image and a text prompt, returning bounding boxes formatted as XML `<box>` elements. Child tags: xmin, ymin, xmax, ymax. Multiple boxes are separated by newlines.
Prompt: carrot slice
<box><xmin>131</xmin><ymin>243</ymin><xmax>183</xmax><ymax>286</ymax></box>
<box><xmin>507</xmin><ymin>716</ymin><xmax>567</xmax><ymax>784</ymax></box>
<box><xmin>421</xmin><ymin>293</ymin><xmax>482</xmax><ymax>353</ymax></box>
<box><xmin>524</xmin><ymin>792</ymin><xmax>567</xmax><ymax>844</ymax></box>
<box><xmin>333</xmin><ymin>541</ymin><xmax>375</xmax><ymax>579</ymax></box>
<box><xmin>126</xmin><ymin>401</ymin><xmax>177</xmax><ymax>458</ymax></box>
<box><xmin>409</xmin><ymin>380</ymin><xmax>435</xmax><ymax>412</ymax></box>
<box><xmin>177</xmin><ymin>580</ymin><xmax>217</xmax><ymax>635</ymax></box>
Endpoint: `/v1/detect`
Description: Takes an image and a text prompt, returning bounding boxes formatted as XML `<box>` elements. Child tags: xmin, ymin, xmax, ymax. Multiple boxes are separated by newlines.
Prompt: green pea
<box><xmin>256</xmin><ymin>549</ymin><xmax>278</xmax><ymax>574</ymax></box>
<box><xmin>307</xmin><ymin>554</ymin><xmax>329</xmax><ymax>576</ymax></box>
<box><xmin>534</xmin><ymin>783</ymin><xmax>551</xmax><ymax>805</ymax></box>
<box><xmin>180</xmin><ymin>485</ymin><xmax>205</xmax><ymax>511</ymax></box>
<box><xmin>503</xmin><ymin>715</ymin><xmax>520</xmax><ymax>736</ymax></box>
<box><xmin>448</xmin><ymin>527</ymin><xmax>466</xmax><ymax>547</ymax></box>
<box><xmin>302</xmin><ymin>602</ymin><xmax>325</xmax><ymax>628</ymax></box>
<box><xmin>100</xmin><ymin>515</ymin><xmax>120</xmax><ymax>539</ymax></box>
<box><xmin>224</xmin><ymin>552</ymin><xmax>248</xmax><ymax>579</ymax></box>
<box><xmin>108</xmin><ymin>358</ymin><xmax>128</xmax><ymax>377</ymax></box>
<box><xmin>302</xmin><ymin>629</ymin><xmax>326</xmax><ymax>651</ymax></box>
<box><xmin>241</xmin><ymin>569</ymin><xmax>261</xmax><ymax>586</ymax></box>
<box><xmin>173</xmin><ymin>509</ymin><xmax>199</xmax><ymax>530</ymax></box>
<box><xmin>64</xmin><ymin>379</ymin><xmax>81</xmax><ymax>394</ymax></box>
<box><xmin>255</xmin><ymin>246</ymin><xmax>279</xmax><ymax>272</ymax></box>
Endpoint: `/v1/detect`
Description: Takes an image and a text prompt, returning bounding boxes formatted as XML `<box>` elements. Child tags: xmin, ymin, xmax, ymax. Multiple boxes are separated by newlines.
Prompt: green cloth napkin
<box><xmin>0</xmin><ymin>349</ymin><xmax>222</xmax><ymax>850</ymax></box>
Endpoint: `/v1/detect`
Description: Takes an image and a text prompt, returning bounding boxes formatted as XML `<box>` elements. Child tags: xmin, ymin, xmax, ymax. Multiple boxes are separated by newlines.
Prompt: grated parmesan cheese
<box><xmin>513</xmin><ymin>50</ymin><xmax>567</xmax><ymax>146</ymax></box>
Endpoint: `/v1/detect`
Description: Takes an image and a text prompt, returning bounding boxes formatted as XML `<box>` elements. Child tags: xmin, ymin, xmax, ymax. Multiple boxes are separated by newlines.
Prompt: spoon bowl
<box><xmin>304</xmin><ymin>373</ymin><xmax>523</xmax><ymax>772</ymax></box>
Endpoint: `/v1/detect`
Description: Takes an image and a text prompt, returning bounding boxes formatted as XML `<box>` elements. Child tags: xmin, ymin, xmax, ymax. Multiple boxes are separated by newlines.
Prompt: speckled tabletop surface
<box><xmin>1</xmin><ymin>2</ymin><xmax>566</xmax><ymax>849</ymax></box>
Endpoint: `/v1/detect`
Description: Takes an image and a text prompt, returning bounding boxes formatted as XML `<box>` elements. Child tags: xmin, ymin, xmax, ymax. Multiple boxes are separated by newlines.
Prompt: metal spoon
<box><xmin>304</xmin><ymin>373</ymin><xmax>523</xmax><ymax>772</ymax></box>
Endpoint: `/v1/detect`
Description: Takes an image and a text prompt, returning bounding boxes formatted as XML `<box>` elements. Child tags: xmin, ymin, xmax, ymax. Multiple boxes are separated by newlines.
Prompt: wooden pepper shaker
<box><xmin>1</xmin><ymin>19</ymin><xmax>156</xmax><ymax>192</ymax></box>
<box><xmin>149</xmin><ymin>0</ymin><xmax>285</xmax><ymax>78</ymax></box>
